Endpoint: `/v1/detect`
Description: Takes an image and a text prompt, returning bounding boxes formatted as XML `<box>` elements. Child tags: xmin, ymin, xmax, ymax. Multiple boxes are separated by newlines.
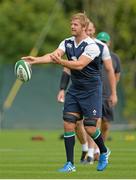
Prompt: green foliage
<box><xmin>122</xmin><ymin>62</ymin><xmax>136</xmax><ymax>121</ymax></box>
<box><xmin>0</xmin><ymin>0</ymin><xmax>69</xmax><ymax>63</ymax></box>
<box><xmin>113</xmin><ymin>0</ymin><xmax>136</xmax><ymax>120</ymax></box>
<box><xmin>114</xmin><ymin>0</ymin><xmax>136</xmax><ymax>62</ymax></box>
<box><xmin>62</xmin><ymin>0</ymin><xmax>83</xmax><ymax>12</ymax></box>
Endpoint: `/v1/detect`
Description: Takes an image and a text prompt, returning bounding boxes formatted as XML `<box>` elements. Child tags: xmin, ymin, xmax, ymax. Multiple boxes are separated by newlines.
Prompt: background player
<box><xmin>97</xmin><ymin>32</ymin><xmax>121</xmax><ymax>141</ymax></box>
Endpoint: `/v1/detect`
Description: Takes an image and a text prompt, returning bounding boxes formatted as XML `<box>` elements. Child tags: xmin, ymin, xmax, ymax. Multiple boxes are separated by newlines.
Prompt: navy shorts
<box><xmin>63</xmin><ymin>85</ymin><xmax>102</xmax><ymax>119</ymax></box>
<box><xmin>102</xmin><ymin>99</ymin><xmax>114</xmax><ymax>121</ymax></box>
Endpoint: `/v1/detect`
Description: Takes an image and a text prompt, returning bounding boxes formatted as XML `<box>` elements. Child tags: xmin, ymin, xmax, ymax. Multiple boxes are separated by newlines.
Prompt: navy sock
<box><xmin>64</xmin><ymin>132</ymin><xmax>75</xmax><ymax>164</ymax></box>
<box><xmin>91</xmin><ymin>129</ymin><xmax>107</xmax><ymax>153</ymax></box>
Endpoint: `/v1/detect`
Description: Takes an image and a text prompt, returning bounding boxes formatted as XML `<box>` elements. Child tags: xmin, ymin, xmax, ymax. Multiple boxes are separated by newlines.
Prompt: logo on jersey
<box><xmin>93</xmin><ymin>109</ymin><xmax>97</xmax><ymax>116</ymax></box>
<box><xmin>85</xmin><ymin>52</ymin><xmax>91</xmax><ymax>58</ymax></box>
<box><xmin>66</xmin><ymin>43</ymin><xmax>72</xmax><ymax>48</ymax></box>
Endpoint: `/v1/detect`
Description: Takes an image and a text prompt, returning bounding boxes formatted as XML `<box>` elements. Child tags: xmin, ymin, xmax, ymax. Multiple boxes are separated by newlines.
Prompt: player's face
<box><xmin>70</xmin><ymin>19</ymin><xmax>83</xmax><ymax>37</ymax></box>
<box><xmin>86</xmin><ymin>22</ymin><xmax>95</xmax><ymax>37</ymax></box>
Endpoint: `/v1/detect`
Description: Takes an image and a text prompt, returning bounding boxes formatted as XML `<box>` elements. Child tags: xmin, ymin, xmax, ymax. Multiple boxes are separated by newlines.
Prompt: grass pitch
<box><xmin>0</xmin><ymin>129</ymin><xmax>136</xmax><ymax>179</ymax></box>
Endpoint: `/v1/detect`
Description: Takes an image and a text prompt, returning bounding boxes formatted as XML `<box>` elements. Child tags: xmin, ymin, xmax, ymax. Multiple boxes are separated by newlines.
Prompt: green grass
<box><xmin>0</xmin><ymin>129</ymin><xmax>136</xmax><ymax>179</ymax></box>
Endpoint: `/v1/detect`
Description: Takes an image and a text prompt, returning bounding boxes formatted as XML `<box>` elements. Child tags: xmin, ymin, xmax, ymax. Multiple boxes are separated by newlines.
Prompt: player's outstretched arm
<box><xmin>22</xmin><ymin>54</ymin><xmax>53</xmax><ymax>65</ymax></box>
<box><xmin>22</xmin><ymin>49</ymin><xmax>65</xmax><ymax>65</ymax></box>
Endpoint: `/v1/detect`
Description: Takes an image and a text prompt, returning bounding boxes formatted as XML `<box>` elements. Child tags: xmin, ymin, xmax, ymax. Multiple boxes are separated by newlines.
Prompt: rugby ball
<box><xmin>14</xmin><ymin>60</ymin><xmax>32</xmax><ymax>82</ymax></box>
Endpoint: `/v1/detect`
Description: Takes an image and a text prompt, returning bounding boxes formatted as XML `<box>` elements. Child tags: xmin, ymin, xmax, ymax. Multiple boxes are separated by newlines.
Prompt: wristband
<box><xmin>60</xmin><ymin>71</ymin><xmax>70</xmax><ymax>90</ymax></box>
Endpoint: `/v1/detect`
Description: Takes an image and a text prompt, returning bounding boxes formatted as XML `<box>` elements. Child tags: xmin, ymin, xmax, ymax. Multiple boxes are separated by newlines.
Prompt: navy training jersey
<box><xmin>58</xmin><ymin>36</ymin><xmax>102</xmax><ymax>90</ymax></box>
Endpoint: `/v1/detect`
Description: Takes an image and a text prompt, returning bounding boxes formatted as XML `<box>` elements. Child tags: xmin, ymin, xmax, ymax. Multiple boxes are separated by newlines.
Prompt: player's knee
<box><xmin>76</xmin><ymin>120</ymin><xmax>83</xmax><ymax>127</ymax></box>
<box><xmin>63</xmin><ymin>113</ymin><xmax>81</xmax><ymax>123</ymax></box>
<box><xmin>84</xmin><ymin>118</ymin><xmax>97</xmax><ymax>127</ymax></box>
<box><xmin>102</xmin><ymin>121</ymin><xmax>109</xmax><ymax>131</ymax></box>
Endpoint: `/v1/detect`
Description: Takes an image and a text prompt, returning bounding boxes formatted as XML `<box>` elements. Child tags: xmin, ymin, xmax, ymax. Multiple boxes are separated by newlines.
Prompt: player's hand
<box><xmin>108</xmin><ymin>93</ymin><xmax>118</xmax><ymax>107</ymax></box>
<box><xmin>50</xmin><ymin>53</ymin><xmax>61</xmax><ymax>64</ymax></box>
<box><xmin>53</xmin><ymin>51</ymin><xmax>61</xmax><ymax>57</ymax></box>
<box><xmin>22</xmin><ymin>56</ymin><xmax>37</xmax><ymax>64</ymax></box>
<box><xmin>57</xmin><ymin>89</ymin><xmax>65</xmax><ymax>103</ymax></box>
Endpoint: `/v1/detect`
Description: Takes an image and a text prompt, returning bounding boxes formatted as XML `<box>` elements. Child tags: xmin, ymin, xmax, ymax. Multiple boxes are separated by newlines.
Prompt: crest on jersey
<box><xmin>93</xmin><ymin>109</ymin><xmax>97</xmax><ymax>116</ymax></box>
<box><xmin>66</xmin><ymin>43</ymin><xmax>72</xmax><ymax>48</ymax></box>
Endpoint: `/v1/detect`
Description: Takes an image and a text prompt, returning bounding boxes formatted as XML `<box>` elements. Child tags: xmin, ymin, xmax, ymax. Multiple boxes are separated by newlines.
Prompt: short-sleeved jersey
<box><xmin>58</xmin><ymin>36</ymin><xmax>103</xmax><ymax>90</ymax></box>
<box><xmin>94</xmin><ymin>38</ymin><xmax>111</xmax><ymax>61</ymax></box>
<box><xmin>102</xmin><ymin>51</ymin><xmax>121</xmax><ymax>98</ymax></box>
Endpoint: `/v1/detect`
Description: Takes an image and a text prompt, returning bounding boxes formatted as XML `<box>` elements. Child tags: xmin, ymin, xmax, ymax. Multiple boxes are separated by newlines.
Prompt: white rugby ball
<box><xmin>14</xmin><ymin>60</ymin><xmax>32</xmax><ymax>82</ymax></box>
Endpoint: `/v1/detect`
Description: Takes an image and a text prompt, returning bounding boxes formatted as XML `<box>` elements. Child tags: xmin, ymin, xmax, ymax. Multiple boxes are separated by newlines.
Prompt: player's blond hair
<box><xmin>71</xmin><ymin>13</ymin><xmax>88</xmax><ymax>28</ymax></box>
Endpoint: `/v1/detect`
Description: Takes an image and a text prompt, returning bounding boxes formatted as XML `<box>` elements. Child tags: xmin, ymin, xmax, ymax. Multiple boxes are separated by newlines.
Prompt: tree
<box><xmin>0</xmin><ymin>0</ymin><xmax>69</xmax><ymax>64</ymax></box>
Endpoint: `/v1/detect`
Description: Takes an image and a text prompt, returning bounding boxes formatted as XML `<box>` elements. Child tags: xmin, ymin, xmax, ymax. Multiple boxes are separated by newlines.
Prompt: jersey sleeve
<box><xmin>102</xmin><ymin>44</ymin><xmax>111</xmax><ymax>60</ymax></box>
<box><xmin>58</xmin><ymin>40</ymin><xmax>66</xmax><ymax>53</ymax></box>
<box><xmin>82</xmin><ymin>43</ymin><xmax>100</xmax><ymax>60</ymax></box>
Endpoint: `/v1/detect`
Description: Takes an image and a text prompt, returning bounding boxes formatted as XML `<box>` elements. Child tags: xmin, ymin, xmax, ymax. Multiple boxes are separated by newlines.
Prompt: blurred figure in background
<box><xmin>96</xmin><ymin>32</ymin><xmax>121</xmax><ymax>141</ymax></box>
